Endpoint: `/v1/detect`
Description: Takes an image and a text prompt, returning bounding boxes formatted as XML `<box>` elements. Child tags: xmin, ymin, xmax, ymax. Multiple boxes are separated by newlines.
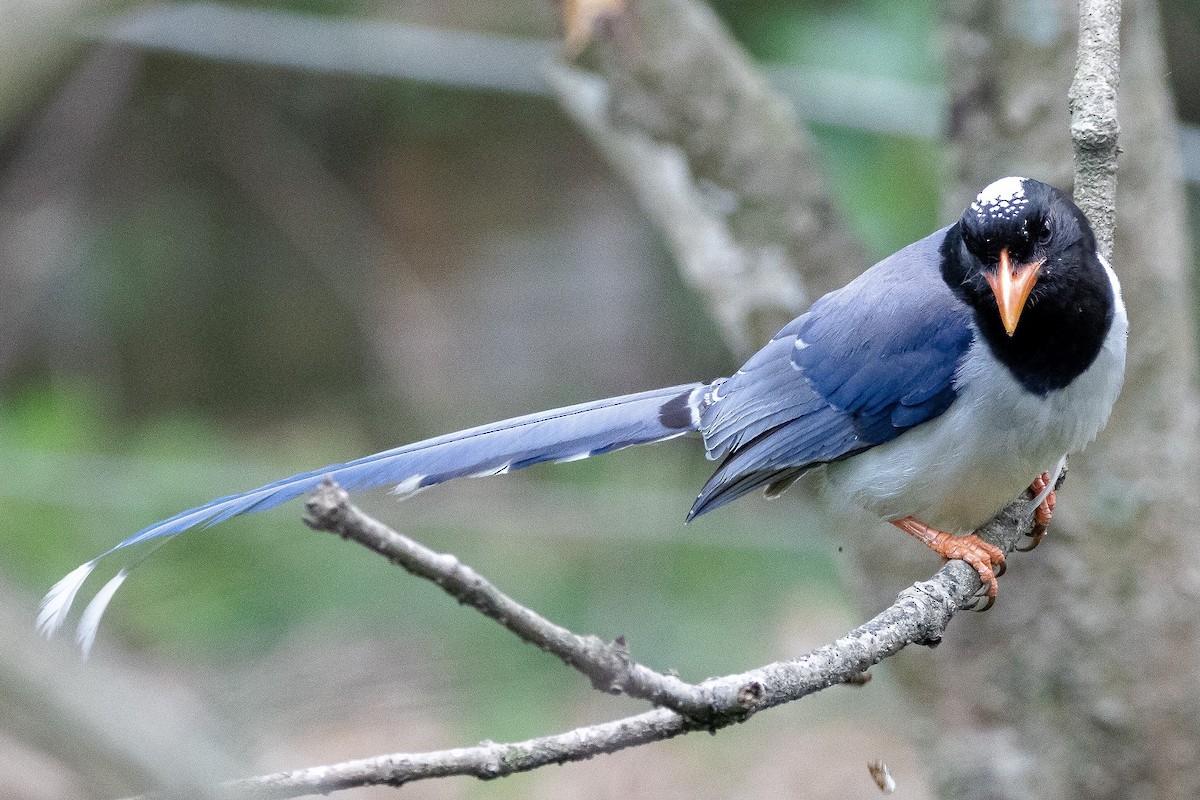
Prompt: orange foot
<box><xmin>1017</xmin><ymin>472</ymin><xmax>1056</xmax><ymax>552</ymax></box>
<box><xmin>891</xmin><ymin>516</ymin><xmax>1006</xmax><ymax>611</ymax></box>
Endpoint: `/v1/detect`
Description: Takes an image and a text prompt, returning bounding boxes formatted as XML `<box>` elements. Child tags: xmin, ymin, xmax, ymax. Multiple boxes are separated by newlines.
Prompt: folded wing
<box><xmin>690</xmin><ymin>228</ymin><xmax>974</xmax><ymax>518</ymax></box>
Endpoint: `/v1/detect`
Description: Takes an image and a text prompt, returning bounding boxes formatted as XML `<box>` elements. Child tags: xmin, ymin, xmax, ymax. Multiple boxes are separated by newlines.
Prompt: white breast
<box><xmin>823</xmin><ymin>261</ymin><xmax>1127</xmax><ymax>533</ymax></box>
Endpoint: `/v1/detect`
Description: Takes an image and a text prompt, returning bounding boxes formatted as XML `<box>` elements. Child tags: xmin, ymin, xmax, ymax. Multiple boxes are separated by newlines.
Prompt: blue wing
<box><xmin>689</xmin><ymin>227</ymin><xmax>974</xmax><ymax>518</ymax></box>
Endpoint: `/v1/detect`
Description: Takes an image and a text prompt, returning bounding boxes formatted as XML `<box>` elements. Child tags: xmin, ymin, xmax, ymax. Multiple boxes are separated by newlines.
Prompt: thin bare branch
<box><xmin>302</xmin><ymin>479</ymin><xmax>710</xmax><ymax>717</ymax></box>
<box><xmin>1069</xmin><ymin>0</ymin><xmax>1121</xmax><ymax>259</ymax></box>
<box><xmin>188</xmin><ymin>479</ymin><xmax>1045</xmax><ymax>799</ymax></box>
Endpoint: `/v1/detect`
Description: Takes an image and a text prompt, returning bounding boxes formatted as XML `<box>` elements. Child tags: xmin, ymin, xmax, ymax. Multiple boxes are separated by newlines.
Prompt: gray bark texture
<box><xmin>900</xmin><ymin>0</ymin><xmax>1198</xmax><ymax>797</ymax></box>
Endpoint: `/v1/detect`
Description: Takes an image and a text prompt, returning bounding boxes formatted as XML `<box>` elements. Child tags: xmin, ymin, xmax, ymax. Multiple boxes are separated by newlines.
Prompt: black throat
<box><xmin>939</xmin><ymin>224</ymin><xmax>1115</xmax><ymax>396</ymax></box>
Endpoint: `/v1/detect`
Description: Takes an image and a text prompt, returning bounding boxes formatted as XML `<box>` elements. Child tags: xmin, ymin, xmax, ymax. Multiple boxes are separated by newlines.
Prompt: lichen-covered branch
<box><xmin>191</xmin><ymin>479</ymin><xmax>1045</xmax><ymax>799</ymax></box>
<box><xmin>1069</xmin><ymin>0</ymin><xmax>1121</xmax><ymax>258</ymax></box>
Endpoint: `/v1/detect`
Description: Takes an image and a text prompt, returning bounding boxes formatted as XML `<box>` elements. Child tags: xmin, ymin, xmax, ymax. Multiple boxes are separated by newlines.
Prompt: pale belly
<box><xmin>822</xmin><ymin>416</ymin><xmax>1063</xmax><ymax>533</ymax></box>
<box><xmin>821</xmin><ymin>310</ymin><xmax>1126</xmax><ymax>533</ymax></box>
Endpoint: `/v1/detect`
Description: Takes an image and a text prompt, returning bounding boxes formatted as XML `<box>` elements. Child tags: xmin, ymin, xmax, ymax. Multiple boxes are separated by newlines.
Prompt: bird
<box><xmin>39</xmin><ymin>176</ymin><xmax>1127</xmax><ymax>655</ymax></box>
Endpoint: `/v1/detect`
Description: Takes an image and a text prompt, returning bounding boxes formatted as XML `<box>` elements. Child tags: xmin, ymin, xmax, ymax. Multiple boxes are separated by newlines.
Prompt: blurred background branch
<box><xmin>548</xmin><ymin>0</ymin><xmax>865</xmax><ymax>353</ymax></box>
<box><xmin>66</xmin><ymin>3</ymin><xmax>1200</xmax><ymax>182</ymax></box>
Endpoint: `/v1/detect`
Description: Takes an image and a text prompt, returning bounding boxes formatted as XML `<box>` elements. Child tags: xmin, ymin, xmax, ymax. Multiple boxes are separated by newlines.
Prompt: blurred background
<box><xmin>2</xmin><ymin>1</ymin><xmax>1197</xmax><ymax>798</ymax></box>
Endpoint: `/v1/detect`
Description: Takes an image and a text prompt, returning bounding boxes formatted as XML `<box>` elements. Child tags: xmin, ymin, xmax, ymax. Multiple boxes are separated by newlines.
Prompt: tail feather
<box><xmin>40</xmin><ymin>382</ymin><xmax>706</xmax><ymax>648</ymax></box>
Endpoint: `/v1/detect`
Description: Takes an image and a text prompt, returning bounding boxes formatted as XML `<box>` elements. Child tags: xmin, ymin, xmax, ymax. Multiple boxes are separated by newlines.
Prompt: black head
<box><xmin>940</xmin><ymin>177</ymin><xmax>1115</xmax><ymax>395</ymax></box>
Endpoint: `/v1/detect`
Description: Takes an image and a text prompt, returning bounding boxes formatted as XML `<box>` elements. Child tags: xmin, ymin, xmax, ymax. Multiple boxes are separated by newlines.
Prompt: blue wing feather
<box><xmin>690</xmin><ymin>228</ymin><xmax>973</xmax><ymax>518</ymax></box>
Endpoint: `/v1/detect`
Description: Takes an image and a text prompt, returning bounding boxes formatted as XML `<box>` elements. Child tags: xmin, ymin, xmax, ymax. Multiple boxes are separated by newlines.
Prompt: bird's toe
<box><xmin>891</xmin><ymin>518</ymin><xmax>1006</xmax><ymax>609</ymax></box>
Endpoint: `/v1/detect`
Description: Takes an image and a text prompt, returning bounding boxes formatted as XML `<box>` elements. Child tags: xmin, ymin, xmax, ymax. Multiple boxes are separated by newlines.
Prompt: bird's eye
<box><xmin>1035</xmin><ymin>219</ymin><xmax>1053</xmax><ymax>246</ymax></box>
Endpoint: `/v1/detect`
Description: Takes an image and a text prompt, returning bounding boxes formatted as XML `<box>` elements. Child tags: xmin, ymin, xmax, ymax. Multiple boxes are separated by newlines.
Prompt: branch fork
<box><xmin>303</xmin><ymin>478</ymin><xmax>749</xmax><ymax>724</ymax></box>
<box><xmin>194</xmin><ymin>475</ymin><xmax>1051</xmax><ymax>799</ymax></box>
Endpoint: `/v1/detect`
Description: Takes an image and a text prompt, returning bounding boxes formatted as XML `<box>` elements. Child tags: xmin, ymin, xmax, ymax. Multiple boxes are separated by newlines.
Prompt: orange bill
<box><xmin>984</xmin><ymin>248</ymin><xmax>1044</xmax><ymax>336</ymax></box>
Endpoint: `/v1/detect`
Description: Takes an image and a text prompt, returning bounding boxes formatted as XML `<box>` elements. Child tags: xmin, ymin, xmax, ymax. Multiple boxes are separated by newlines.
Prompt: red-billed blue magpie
<box><xmin>40</xmin><ymin>177</ymin><xmax>1127</xmax><ymax>654</ymax></box>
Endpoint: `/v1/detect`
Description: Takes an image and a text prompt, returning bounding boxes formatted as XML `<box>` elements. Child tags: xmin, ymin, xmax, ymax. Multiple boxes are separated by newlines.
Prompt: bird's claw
<box><xmin>1015</xmin><ymin>533</ymin><xmax>1044</xmax><ymax>552</ymax></box>
<box><xmin>962</xmin><ymin>591</ymin><xmax>996</xmax><ymax>613</ymax></box>
<box><xmin>962</xmin><ymin>575</ymin><xmax>1000</xmax><ymax>611</ymax></box>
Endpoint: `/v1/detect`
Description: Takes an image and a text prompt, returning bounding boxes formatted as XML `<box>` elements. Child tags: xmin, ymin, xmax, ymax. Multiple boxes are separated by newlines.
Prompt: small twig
<box><xmin>1069</xmin><ymin>0</ymin><xmax>1121</xmax><ymax>260</ymax></box>
<box><xmin>184</xmin><ymin>478</ymin><xmax>1044</xmax><ymax>799</ymax></box>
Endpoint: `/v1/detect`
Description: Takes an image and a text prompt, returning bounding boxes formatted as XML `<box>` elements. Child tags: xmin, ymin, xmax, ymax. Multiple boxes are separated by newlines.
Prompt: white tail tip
<box><xmin>37</xmin><ymin>561</ymin><xmax>98</xmax><ymax>638</ymax></box>
<box><xmin>390</xmin><ymin>473</ymin><xmax>427</xmax><ymax>497</ymax></box>
<box><xmin>76</xmin><ymin>569</ymin><xmax>128</xmax><ymax>660</ymax></box>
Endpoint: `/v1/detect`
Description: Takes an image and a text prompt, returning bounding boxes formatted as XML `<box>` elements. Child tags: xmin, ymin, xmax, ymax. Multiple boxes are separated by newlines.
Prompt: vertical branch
<box><xmin>1069</xmin><ymin>0</ymin><xmax>1121</xmax><ymax>258</ymax></box>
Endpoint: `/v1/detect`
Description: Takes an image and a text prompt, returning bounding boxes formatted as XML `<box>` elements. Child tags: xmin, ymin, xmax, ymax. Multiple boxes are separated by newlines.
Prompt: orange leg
<box><xmin>891</xmin><ymin>516</ymin><xmax>1006</xmax><ymax>611</ymax></box>
<box><xmin>1016</xmin><ymin>471</ymin><xmax>1056</xmax><ymax>552</ymax></box>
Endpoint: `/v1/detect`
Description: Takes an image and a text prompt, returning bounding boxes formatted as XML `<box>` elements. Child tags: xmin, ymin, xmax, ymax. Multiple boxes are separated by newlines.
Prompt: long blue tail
<box><xmin>39</xmin><ymin>382</ymin><xmax>707</xmax><ymax>654</ymax></box>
